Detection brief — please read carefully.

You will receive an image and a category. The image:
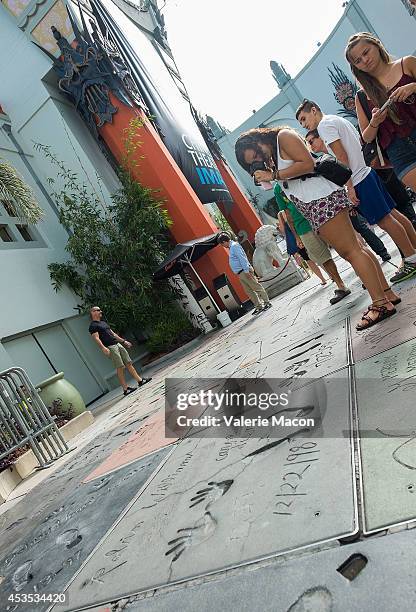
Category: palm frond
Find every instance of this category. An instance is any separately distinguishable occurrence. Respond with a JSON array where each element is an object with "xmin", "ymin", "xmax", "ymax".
[{"xmin": 0, "ymin": 160, "xmax": 44, "ymax": 224}]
